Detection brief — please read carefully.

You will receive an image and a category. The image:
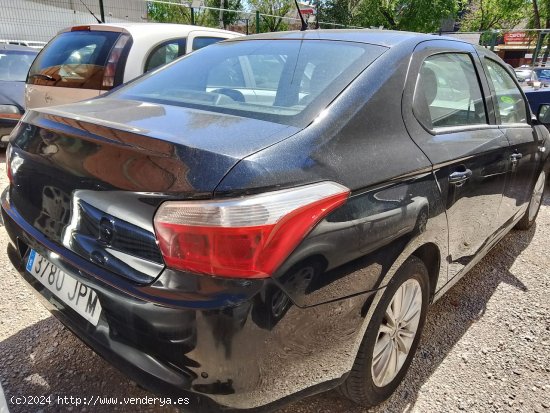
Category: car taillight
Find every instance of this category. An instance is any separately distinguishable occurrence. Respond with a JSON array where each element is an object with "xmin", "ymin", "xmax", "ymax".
[
  {"xmin": 153, "ymin": 182, "xmax": 350, "ymax": 278},
  {"xmin": 0, "ymin": 105, "xmax": 21, "ymax": 121},
  {"xmin": 71, "ymin": 25, "xmax": 91, "ymax": 31},
  {"xmin": 102, "ymin": 34, "xmax": 130, "ymax": 88}
]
